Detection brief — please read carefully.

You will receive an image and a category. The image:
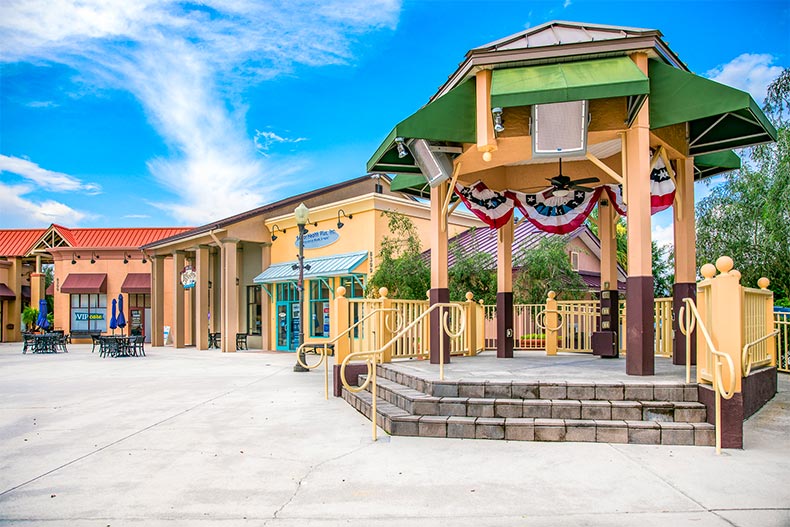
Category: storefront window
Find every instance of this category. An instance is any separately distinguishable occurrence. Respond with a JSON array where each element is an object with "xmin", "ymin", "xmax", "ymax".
[
  {"xmin": 70, "ymin": 294, "xmax": 107, "ymax": 332},
  {"xmin": 340, "ymin": 276, "xmax": 365, "ymax": 298},
  {"xmin": 247, "ymin": 285, "xmax": 261, "ymax": 335},
  {"xmin": 309, "ymin": 281, "xmax": 331, "ymax": 338}
]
